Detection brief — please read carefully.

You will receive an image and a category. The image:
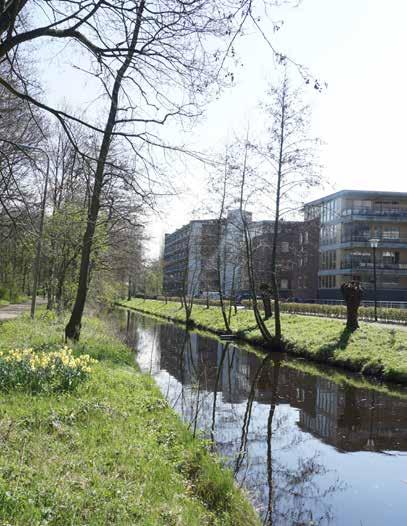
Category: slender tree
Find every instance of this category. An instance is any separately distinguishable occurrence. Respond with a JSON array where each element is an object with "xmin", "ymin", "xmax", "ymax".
[{"xmin": 258, "ymin": 73, "xmax": 321, "ymax": 341}]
